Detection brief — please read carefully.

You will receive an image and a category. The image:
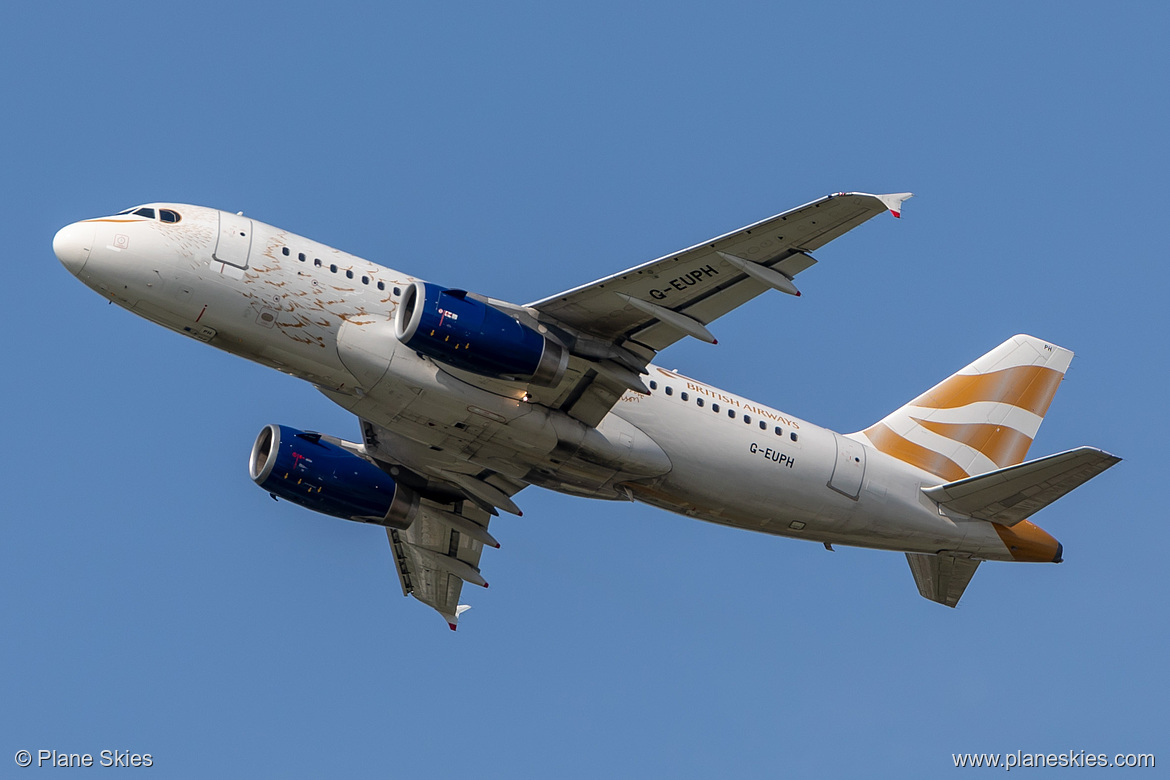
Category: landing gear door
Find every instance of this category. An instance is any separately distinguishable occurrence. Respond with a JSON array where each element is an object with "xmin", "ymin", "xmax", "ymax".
[
  {"xmin": 829, "ymin": 433, "xmax": 866, "ymax": 499},
  {"xmin": 214, "ymin": 212, "xmax": 253, "ymax": 269}
]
